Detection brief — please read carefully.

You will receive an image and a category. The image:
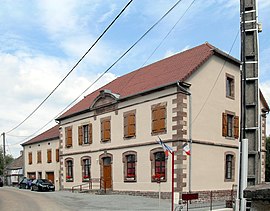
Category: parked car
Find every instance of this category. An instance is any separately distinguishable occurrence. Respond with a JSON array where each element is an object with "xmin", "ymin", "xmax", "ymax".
[
  {"xmin": 31, "ymin": 179, "xmax": 55, "ymax": 192},
  {"xmin": 0, "ymin": 177, "xmax": 3, "ymax": 187},
  {"xmin": 18, "ymin": 177, "xmax": 33, "ymax": 189}
]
